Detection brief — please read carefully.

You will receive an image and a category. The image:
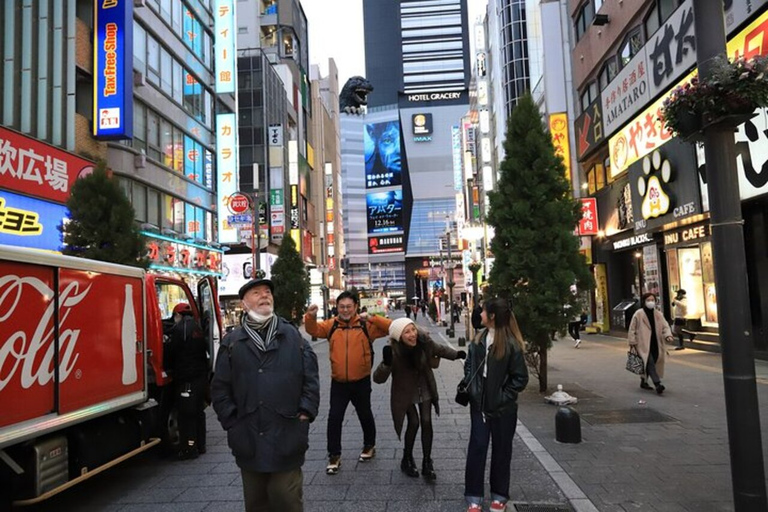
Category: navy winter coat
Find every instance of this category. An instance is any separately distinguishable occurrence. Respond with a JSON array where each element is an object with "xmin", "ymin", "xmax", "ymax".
[{"xmin": 211, "ymin": 317, "xmax": 320, "ymax": 473}]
